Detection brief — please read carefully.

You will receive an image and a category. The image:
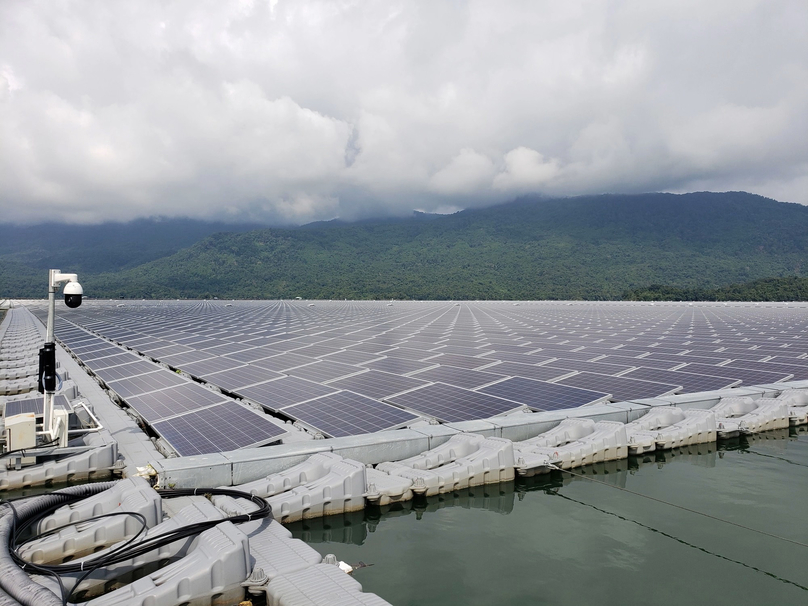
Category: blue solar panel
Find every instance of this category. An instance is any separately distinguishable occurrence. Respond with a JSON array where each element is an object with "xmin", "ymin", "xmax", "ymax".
[
  {"xmin": 621, "ymin": 367, "xmax": 739, "ymax": 392},
  {"xmin": 282, "ymin": 391, "xmax": 420, "ymax": 437},
  {"xmin": 478, "ymin": 377, "xmax": 609, "ymax": 411},
  {"xmin": 328, "ymin": 370, "xmax": 430, "ymax": 400},
  {"xmin": 125, "ymin": 383, "xmax": 229, "ymax": 422},
  {"xmin": 5, "ymin": 395, "xmax": 70, "ymax": 417},
  {"xmin": 555, "ymin": 372, "xmax": 680, "ymax": 401},
  {"xmin": 237, "ymin": 376, "xmax": 337, "ymax": 411},
  {"xmin": 203, "ymin": 365, "xmax": 283, "ymax": 391},
  {"xmin": 386, "ymin": 383, "xmax": 522, "ymax": 422},
  {"xmin": 410, "ymin": 365, "xmax": 505, "ymax": 389},
  {"xmin": 107, "ymin": 370, "xmax": 189, "ymax": 398},
  {"xmin": 95, "ymin": 360, "xmax": 161, "ymax": 382},
  {"xmin": 482, "ymin": 361, "xmax": 572, "ymax": 382},
  {"xmin": 152, "ymin": 401, "xmax": 287, "ymax": 456}
]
